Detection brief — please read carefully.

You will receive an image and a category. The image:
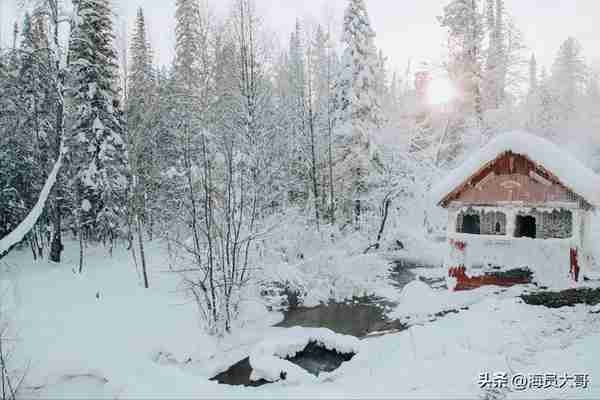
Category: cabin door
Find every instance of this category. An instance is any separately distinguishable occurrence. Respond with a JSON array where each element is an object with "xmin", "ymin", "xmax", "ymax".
[
  {"xmin": 515, "ymin": 215, "xmax": 536, "ymax": 238},
  {"xmin": 462, "ymin": 214, "xmax": 481, "ymax": 235}
]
